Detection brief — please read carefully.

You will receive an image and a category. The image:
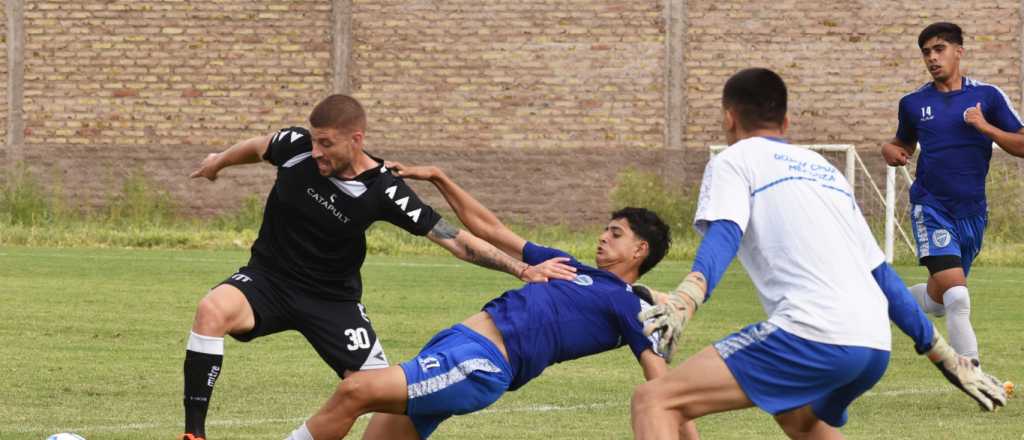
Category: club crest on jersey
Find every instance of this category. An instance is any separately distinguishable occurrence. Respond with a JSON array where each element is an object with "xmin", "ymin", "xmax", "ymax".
[
  {"xmin": 932, "ymin": 229, "xmax": 951, "ymax": 248},
  {"xmin": 572, "ymin": 274, "xmax": 594, "ymax": 286},
  {"xmin": 920, "ymin": 106, "xmax": 934, "ymax": 122}
]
